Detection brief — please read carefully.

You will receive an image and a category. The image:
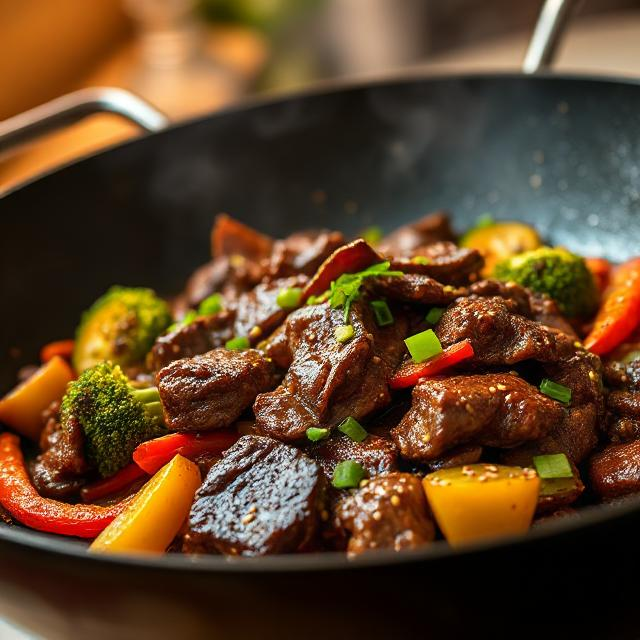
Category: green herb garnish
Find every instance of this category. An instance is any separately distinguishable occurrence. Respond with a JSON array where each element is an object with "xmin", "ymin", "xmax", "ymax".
[
  {"xmin": 276, "ymin": 287, "xmax": 303, "ymax": 310},
  {"xmin": 539, "ymin": 378, "xmax": 572, "ymax": 405},
  {"xmin": 332, "ymin": 460, "xmax": 366, "ymax": 489},
  {"xmin": 306, "ymin": 427, "xmax": 329, "ymax": 442},
  {"xmin": 337, "ymin": 416, "xmax": 368, "ymax": 442},
  {"xmin": 425, "ymin": 307, "xmax": 445, "ymax": 326},
  {"xmin": 533, "ymin": 453, "xmax": 573, "ymax": 479},
  {"xmin": 334, "ymin": 324, "xmax": 354, "ymax": 343},
  {"xmin": 225, "ymin": 336, "xmax": 250, "ymax": 351},
  {"xmin": 404, "ymin": 329, "xmax": 443, "ymax": 363},
  {"xmin": 370, "ymin": 300, "xmax": 394, "ymax": 327}
]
